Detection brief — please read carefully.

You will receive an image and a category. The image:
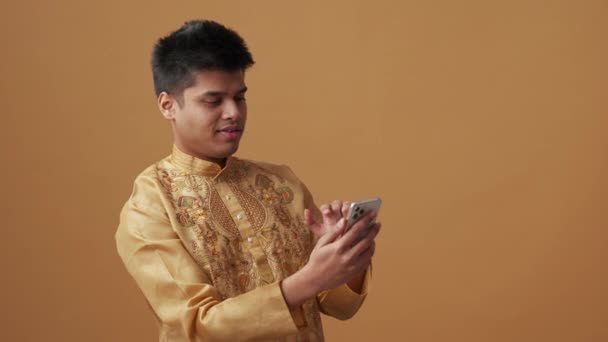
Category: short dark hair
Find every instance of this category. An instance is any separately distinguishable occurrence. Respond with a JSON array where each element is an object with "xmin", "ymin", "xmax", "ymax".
[{"xmin": 151, "ymin": 20, "xmax": 255, "ymax": 97}]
